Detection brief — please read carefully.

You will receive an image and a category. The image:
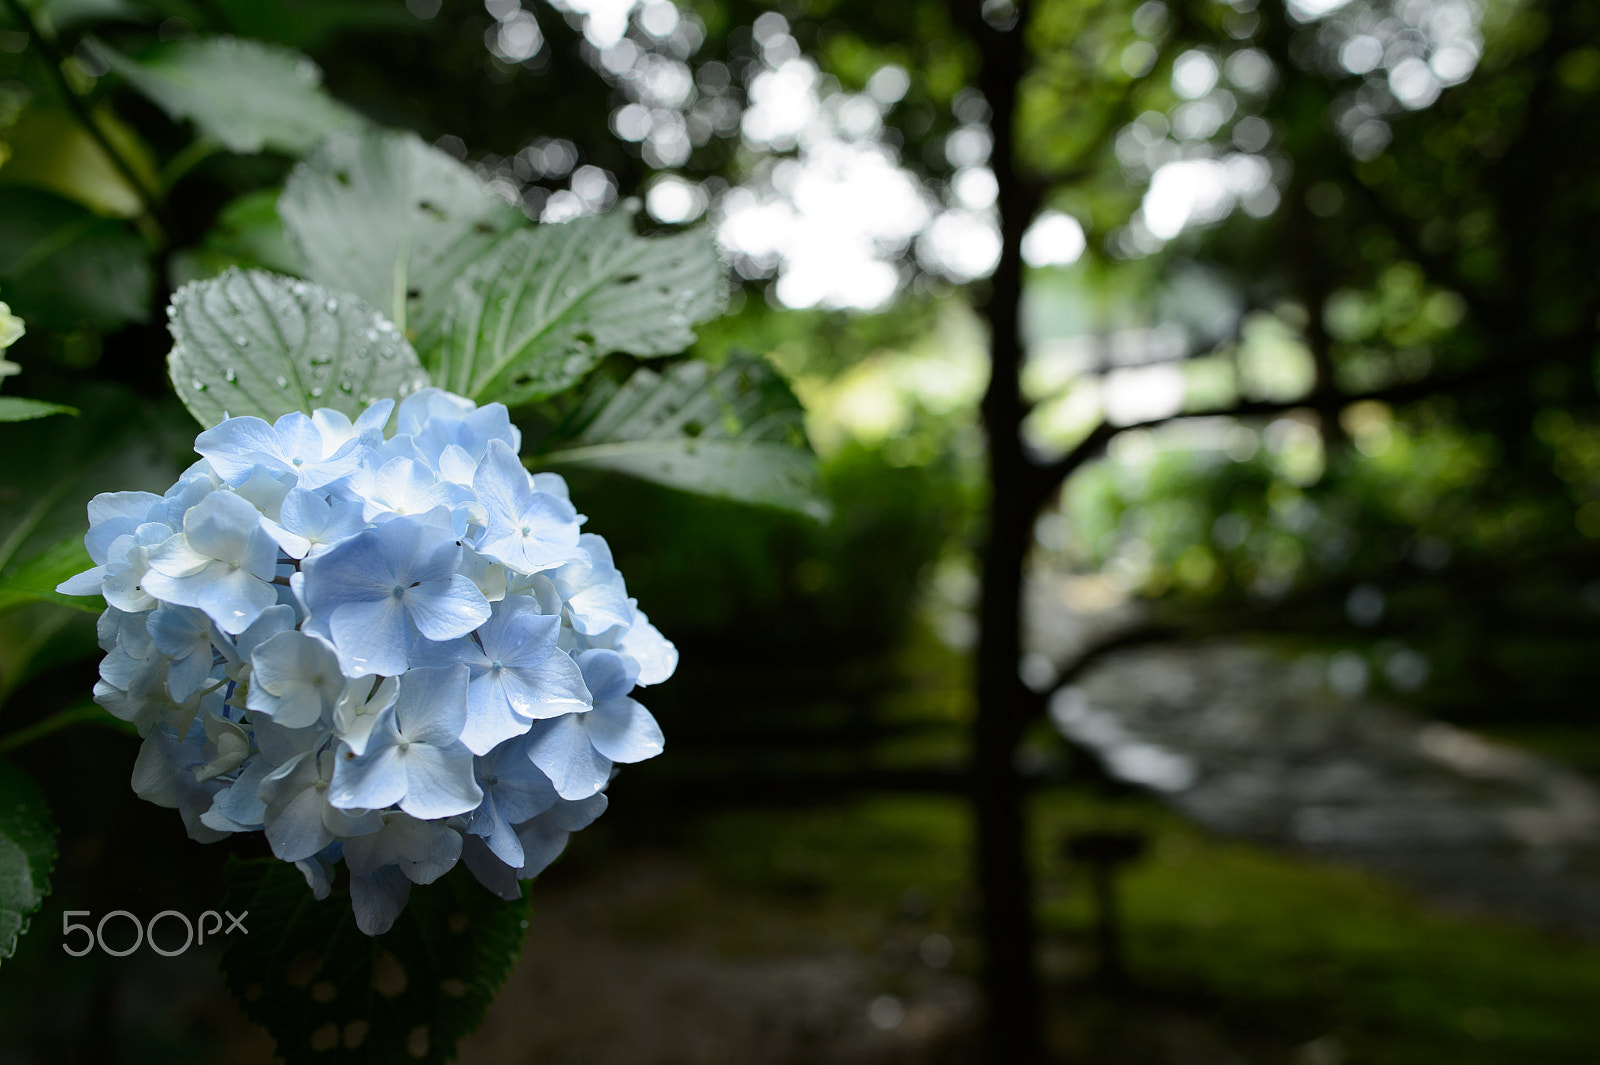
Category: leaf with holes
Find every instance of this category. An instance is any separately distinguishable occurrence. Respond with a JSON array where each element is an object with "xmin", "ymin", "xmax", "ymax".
[
  {"xmin": 91, "ymin": 36, "xmax": 364, "ymax": 156},
  {"xmin": 424, "ymin": 208, "xmax": 724, "ymax": 406},
  {"xmin": 219, "ymin": 858, "xmax": 528, "ymax": 1065},
  {"xmin": 0, "ymin": 757, "xmax": 57, "ymax": 966},
  {"xmin": 167, "ymin": 268, "xmax": 431, "ymax": 428},
  {"xmin": 279, "ymin": 128, "xmax": 525, "ymax": 336},
  {"xmin": 532, "ymin": 356, "xmax": 829, "ymax": 519}
]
